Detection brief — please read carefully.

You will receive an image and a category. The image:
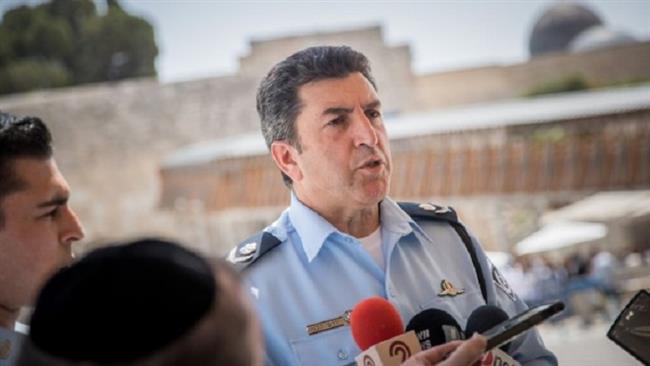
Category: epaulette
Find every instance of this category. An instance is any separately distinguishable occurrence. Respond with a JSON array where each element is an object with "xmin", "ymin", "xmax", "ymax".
[
  {"xmin": 398, "ymin": 201, "xmax": 488, "ymax": 303},
  {"xmin": 397, "ymin": 202, "xmax": 459, "ymax": 223},
  {"xmin": 226, "ymin": 231, "xmax": 281, "ymax": 272}
]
